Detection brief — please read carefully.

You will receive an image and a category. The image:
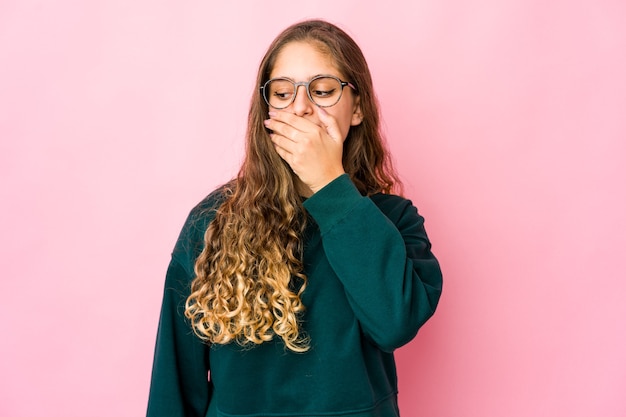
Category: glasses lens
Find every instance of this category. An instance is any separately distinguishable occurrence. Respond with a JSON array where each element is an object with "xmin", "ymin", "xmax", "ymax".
[
  {"xmin": 265, "ymin": 79, "xmax": 294, "ymax": 109},
  {"xmin": 309, "ymin": 77, "xmax": 343, "ymax": 107}
]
